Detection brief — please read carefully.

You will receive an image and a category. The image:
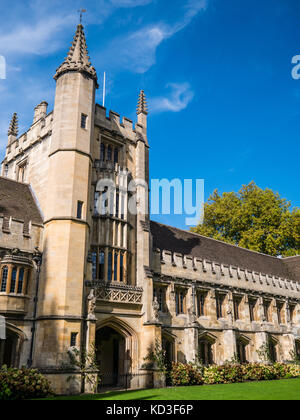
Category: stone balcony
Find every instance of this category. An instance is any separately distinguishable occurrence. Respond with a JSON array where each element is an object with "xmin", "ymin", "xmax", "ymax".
[{"xmin": 85, "ymin": 281, "xmax": 143, "ymax": 305}]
